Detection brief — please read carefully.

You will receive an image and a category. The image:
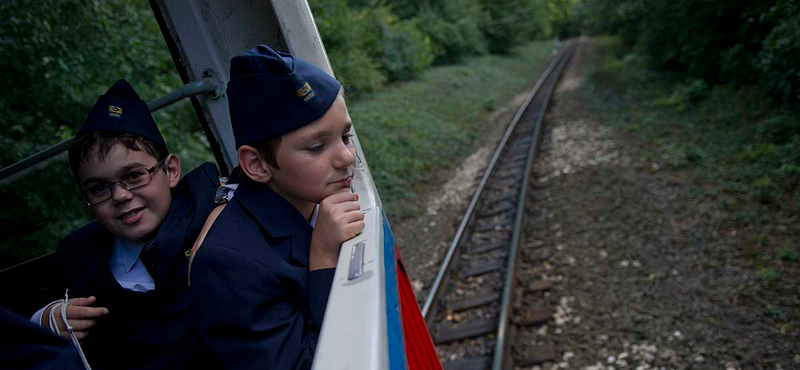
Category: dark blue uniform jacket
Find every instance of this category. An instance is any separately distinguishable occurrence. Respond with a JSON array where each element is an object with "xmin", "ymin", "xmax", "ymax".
[
  {"xmin": 1, "ymin": 306, "xmax": 84, "ymax": 370},
  {"xmin": 190, "ymin": 179, "xmax": 336, "ymax": 370},
  {"xmin": 49, "ymin": 162, "xmax": 219, "ymax": 370}
]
